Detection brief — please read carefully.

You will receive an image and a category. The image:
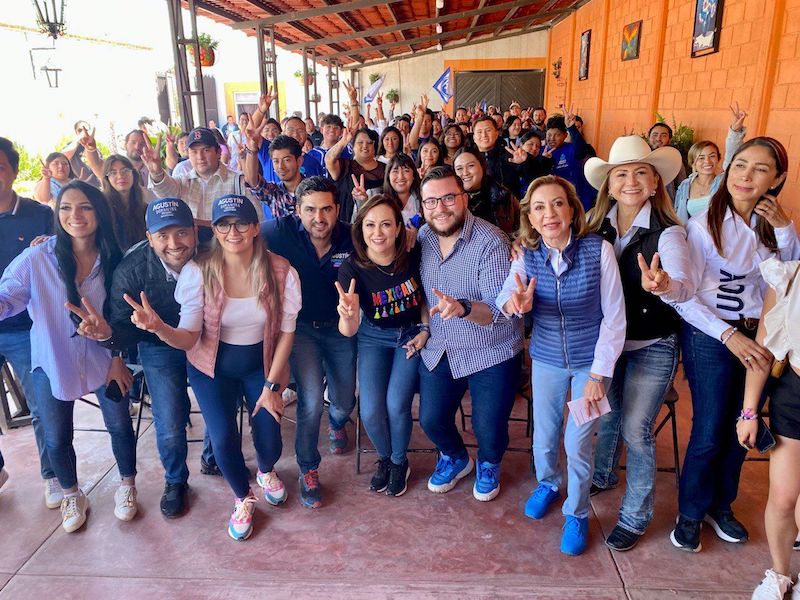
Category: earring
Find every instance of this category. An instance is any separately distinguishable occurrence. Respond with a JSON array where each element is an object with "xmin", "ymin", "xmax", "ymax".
[{"xmin": 650, "ymin": 190, "xmax": 656, "ymax": 197}]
